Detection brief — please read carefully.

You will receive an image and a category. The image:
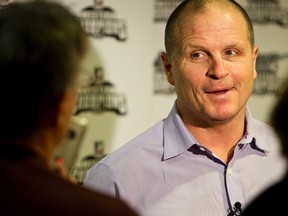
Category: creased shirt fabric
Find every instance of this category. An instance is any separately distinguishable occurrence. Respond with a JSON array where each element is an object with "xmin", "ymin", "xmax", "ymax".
[{"xmin": 83, "ymin": 102, "xmax": 286, "ymax": 216}]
